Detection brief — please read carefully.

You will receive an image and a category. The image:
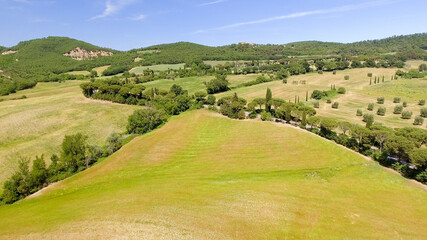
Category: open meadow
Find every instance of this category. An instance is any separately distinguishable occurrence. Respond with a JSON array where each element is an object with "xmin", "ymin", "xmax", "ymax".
[
  {"xmin": 130, "ymin": 63, "xmax": 186, "ymax": 74},
  {"xmin": 0, "ymin": 110, "xmax": 425, "ymax": 239},
  {"xmin": 0, "ymin": 81, "xmax": 140, "ymax": 186}
]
